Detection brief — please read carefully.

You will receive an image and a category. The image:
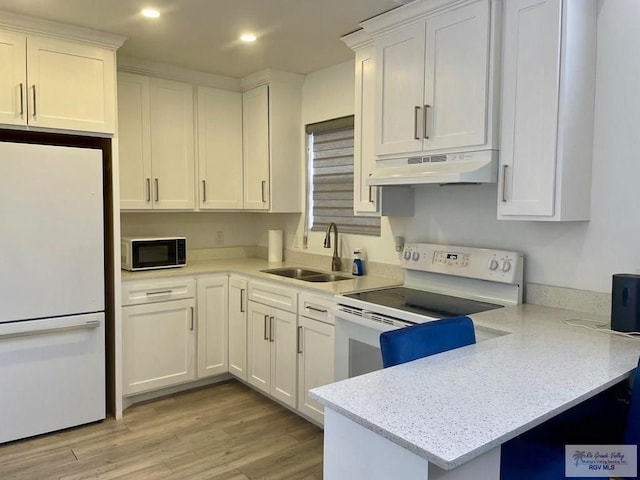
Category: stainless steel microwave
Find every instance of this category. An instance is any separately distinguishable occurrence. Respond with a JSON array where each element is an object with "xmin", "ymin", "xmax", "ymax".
[{"xmin": 121, "ymin": 237, "xmax": 187, "ymax": 271}]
